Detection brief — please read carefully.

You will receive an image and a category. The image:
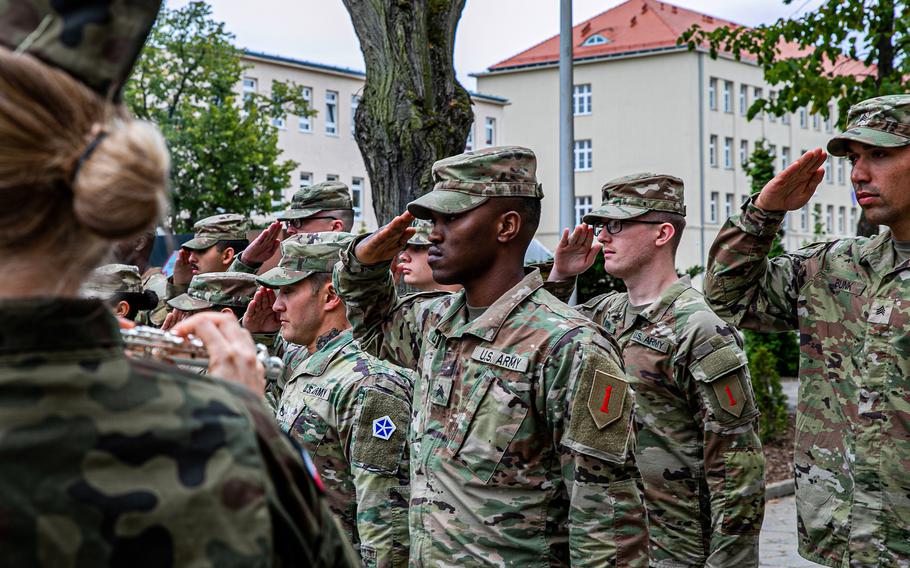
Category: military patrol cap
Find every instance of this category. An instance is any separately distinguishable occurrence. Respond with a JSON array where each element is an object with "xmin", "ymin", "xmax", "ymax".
[
  {"xmin": 0, "ymin": 1, "xmax": 162, "ymax": 99},
  {"xmin": 277, "ymin": 181, "xmax": 353, "ymax": 221},
  {"xmin": 167, "ymin": 272, "xmax": 257, "ymax": 312},
  {"xmin": 407, "ymin": 220, "xmax": 433, "ymax": 246},
  {"xmin": 257, "ymin": 232, "xmax": 355, "ymax": 288},
  {"xmin": 407, "ymin": 146, "xmax": 544, "ymax": 220},
  {"xmin": 827, "ymin": 95, "xmax": 910, "ymax": 157},
  {"xmin": 584, "ymin": 173, "xmax": 686, "ymax": 222},
  {"xmin": 182, "ymin": 213, "xmax": 250, "ymax": 251},
  {"xmin": 81, "ymin": 263, "xmax": 142, "ymax": 299}
]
